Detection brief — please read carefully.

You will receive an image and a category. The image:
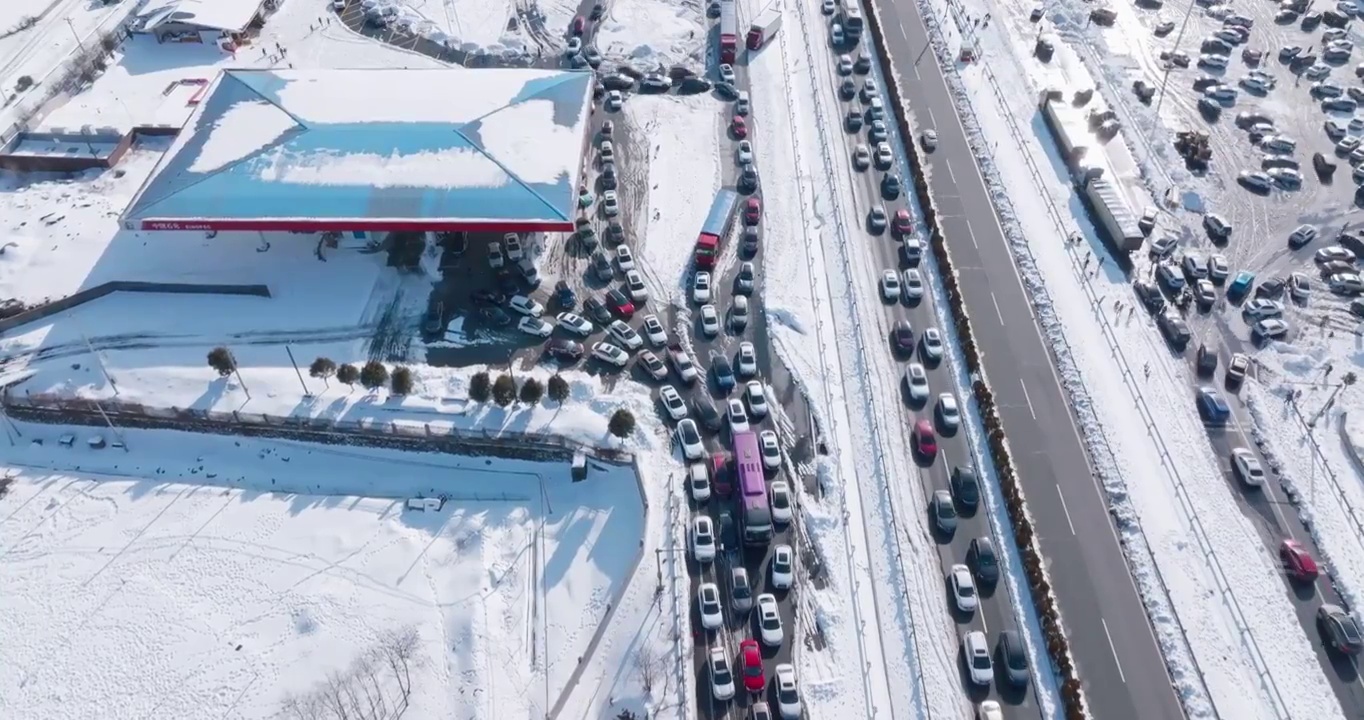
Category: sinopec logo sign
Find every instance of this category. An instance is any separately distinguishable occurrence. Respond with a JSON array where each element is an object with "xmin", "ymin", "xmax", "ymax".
[{"xmin": 143, "ymin": 221, "xmax": 215, "ymax": 231}]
